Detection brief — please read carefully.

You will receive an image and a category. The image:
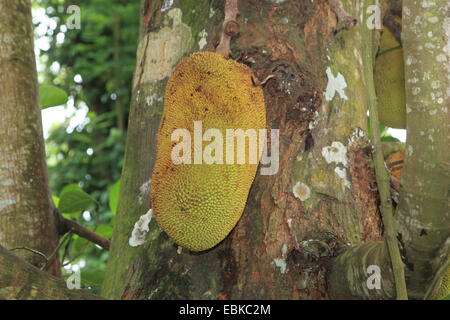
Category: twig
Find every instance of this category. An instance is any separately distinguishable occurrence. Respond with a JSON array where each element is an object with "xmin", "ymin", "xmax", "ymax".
[
  {"xmin": 63, "ymin": 241, "xmax": 92, "ymax": 267},
  {"xmin": 215, "ymin": 0, "xmax": 240, "ymax": 58},
  {"xmin": 61, "ymin": 232, "xmax": 73, "ymax": 264},
  {"xmin": 40, "ymin": 232, "xmax": 72, "ymax": 271},
  {"xmin": 362, "ymin": 1, "xmax": 408, "ymax": 300},
  {"xmin": 251, "ymin": 74, "xmax": 276, "ymax": 87},
  {"xmin": 328, "ymin": 0, "xmax": 357, "ymax": 30},
  {"xmin": 60, "ymin": 217, "xmax": 110, "ymax": 250},
  {"xmin": 9, "ymin": 247, "xmax": 48, "ymax": 263}
]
